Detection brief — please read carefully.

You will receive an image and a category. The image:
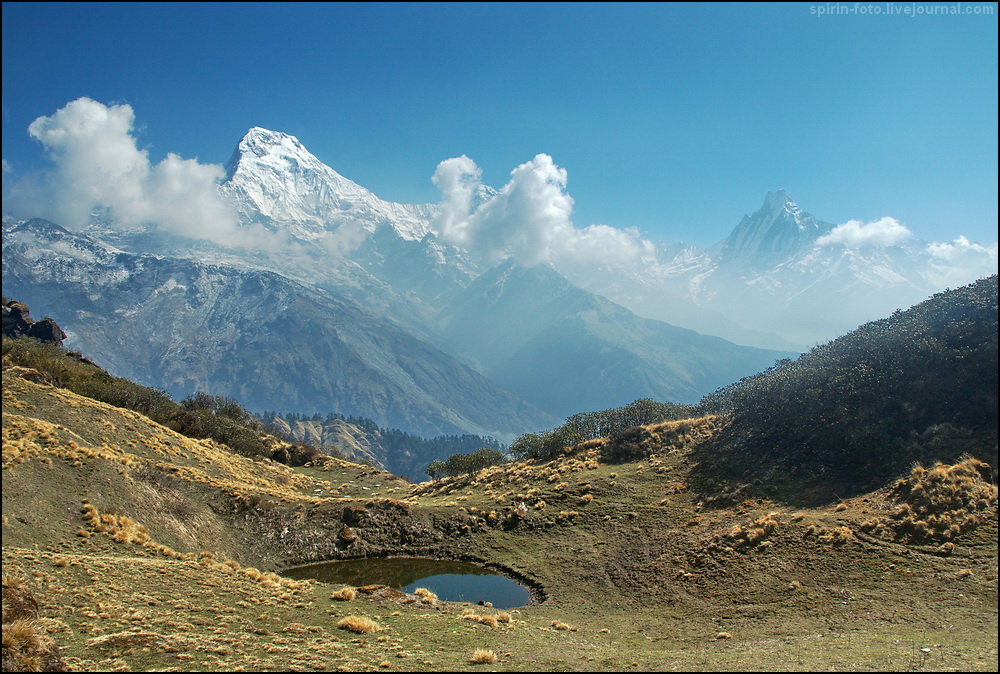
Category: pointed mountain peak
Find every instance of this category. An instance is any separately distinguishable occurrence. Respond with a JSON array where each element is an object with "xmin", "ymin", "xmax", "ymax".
[
  {"xmin": 239, "ymin": 127, "xmax": 308, "ymax": 155},
  {"xmin": 762, "ymin": 188, "xmax": 794, "ymax": 212},
  {"xmin": 219, "ymin": 126, "xmax": 435, "ymax": 241},
  {"xmin": 714, "ymin": 191, "xmax": 833, "ymax": 269},
  {"xmin": 225, "ymin": 127, "xmax": 319, "ymax": 180},
  {"xmin": 757, "ymin": 190, "xmax": 810, "ymax": 225}
]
